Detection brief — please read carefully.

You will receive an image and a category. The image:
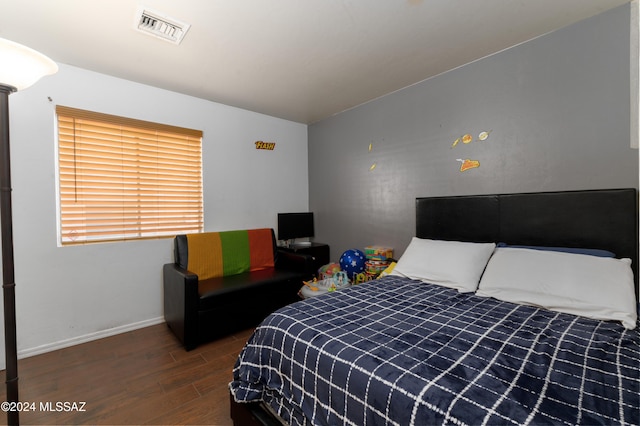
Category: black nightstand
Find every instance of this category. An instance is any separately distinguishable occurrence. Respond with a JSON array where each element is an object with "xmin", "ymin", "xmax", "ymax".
[{"xmin": 279, "ymin": 243, "xmax": 330, "ymax": 274}]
